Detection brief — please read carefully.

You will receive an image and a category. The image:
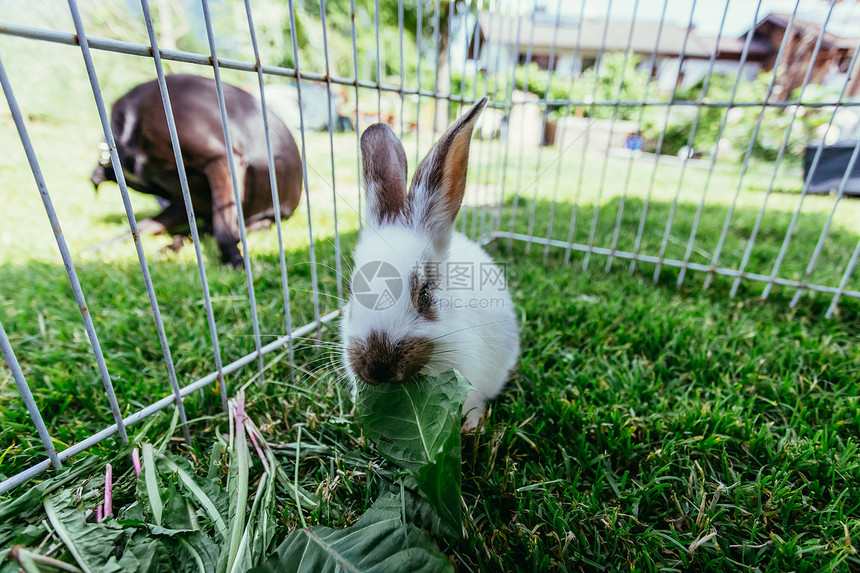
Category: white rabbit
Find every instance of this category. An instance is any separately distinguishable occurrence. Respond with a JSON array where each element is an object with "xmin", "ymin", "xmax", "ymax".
[{"xmin": 340, "ymin": 97, "xmax": 520, "ymax": 429}]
